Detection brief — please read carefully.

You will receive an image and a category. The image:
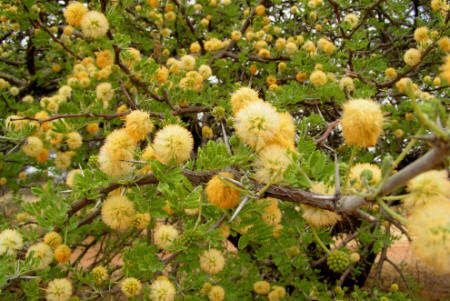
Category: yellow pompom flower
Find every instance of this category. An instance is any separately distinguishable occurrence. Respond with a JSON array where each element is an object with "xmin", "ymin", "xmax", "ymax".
[
  {"xmin": 404, "ymin": 170, "xmax": 450, "ymax": 210},
  {"xmin": 403, "ymin": 48, "xmax": 421, "ymax": 66},
  {"xmin": 54, "ymin": 244, "xmax": 71, "ymax": 264},
  {"xmin": 206, "ymin": 172, "xmax": 241, "ymax": 209},
  {"xmin": 125, "ymin": 110, "xmax": 154, "ymax": 142},
  {"xmin": 54, "ymin": 152, "xmax": 72, "ymax": 170},
  {"xmin": 149, "ymin": 278, "xmax": 176, "ymax": 301},
  {"xmin": 199, "ymin": 249, "xmax": 225, "ymax": 275},
  {"xmin": 257, "ymin": 198, "xmax": 282, "ymax": 226},
  {"xmin": 440, "ymin": 55, "xmax": 450, "ymax": 82},
  {"xmin": 254, "ymin": 280, "xmax": 271, "ymax": 295},
  {"xmin": 349, "ymin": 163, "xmax": 382, "ymax": 190},
  {"xmin": 343, "ymin": 13, "xmax": 359, "ymax": 28},
  {"xmin": 208, "ymin": 285, "xmax": 225, "ymax": 301},
  {"xmin": 437, "ymin": 36, "xmax": 450, "ymax": 52},
  {"xmin": 395, "ymin": 77, "xmax": 413, "ymax": 93},
  {"xmin": 66, "ymin": 131, "xmax": 82, "ymax": 150},
  {"xmin": 86, "ymin": 122, "xmax": 99, "ymax": 134},
  {"xmin": 255, "ymin": 4, "xmax": 265, "ymax": 15},
  {"xmin": 98, "ymin": 149, "xmax": 134, "ymax": 178},
  {"xmin": 153, "ymin": 124, "xmax": 194, "ymax": 165},
  {"xmin": 231, "ymin": 30, "xmax": 242, "ymax": 41},
  {"xmin": 133, "ymin": 213, "xmax": 151, "ymax": 230},
  {"xmin": 80, "ymin": 11, "xmax": 109, "ymax": 39},
  {"xmin": 64, "ymin": 2, "xmax": 87, "ymax": 26},
  {"xmin": 317, "ymin": 37, "xmax": 335, "ymax": 54},
  {"xmin": 408, "ymin": 200, "xmax": 450, "ymax": 274},
  {"xmin": 96, "ymin": 50, "xmax": 114, "ymax": 68},
  {"xmin": 414, "ymin": 27, "xmax": 429, "ymax": 42},
  {"xmin": 339, "ymin": 76, "xmax": 354, "ymax": 92},
  {"xmin": 264, "ymin": 112, "xmax": 295, "ymax": 150},
  {"xmin": 102, "ymin": 129, "xmax": 136, "ymax": 162},
  {"xmin": 22, "ymin": 136, "xmax": 43, "ymax": 157},
  {"xmin": 66, "ymin": 169, "xmax": 81, "ymax": 187},
  {"xmin": 121, "ymin": 277, "xmax": 142, "ymax": 297},
  {"xmin": 234, "ymin": 101, "xmax": 280, "ymax": 150},
  {"xmin": 154, "ymin": 224, "xmax": 179, "ymax": 250},
  {"xmin": 340, "ymin": 98, "xmax": 383, "ymax": 148},
  {"xmin": 92, "ymin": 265, "xmax": 108, "ymax": 284},
  {"xmin": 190, "ymin": 42, "xmax": 201, "ymax": 53},
  {"xmin": 0, "ymin": 229, "xmax": 23, "ymax": 256},
  {"xmin": 230, "ymin": 87, "xmax": 262, "ymax": 115},
  {"xmin": 96, "ymin": 82, "xmax": 114, "ymax": 102},
  {"xmin": 27, "ymin": 242, "xmax": 53, "ymax": 269},
  {"xmin": 198, "ymin": 64, "xmax": 212, "ymax": 80},
  {"xmin": 301, "ymin": 182, "xmax": 341, "ymax": 227},
  {"xmin": 254, "ymin": 144, "xmax": 292, "ymax": 184},
  {"xmin": 45, "ymin": 278, "xmax": 72, "ymax": 301},
  {"xmin": 385, "ymin": 67, "xmax": 397, "ymax": 79},
  {"xmin": 44, "ymin": 231, "xmax": 62, "ymax": 250},
  {"xmin": 180, "ymin": 55, "xmax": 196, "ymax": 71},
  {"xmin": 309, "ymin": 70, "xmax": 327, "ymax": 87},
  {"xmin": 156, "ymin": 66, "xmax": 169, "ymax": 83},
  {"xmin": 268, "ymin": 286, "xmax": 286, "ymax": 301},
  {"xmin": 101, "ymin": 195, "xmax": 135, "ymax": 231}
]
